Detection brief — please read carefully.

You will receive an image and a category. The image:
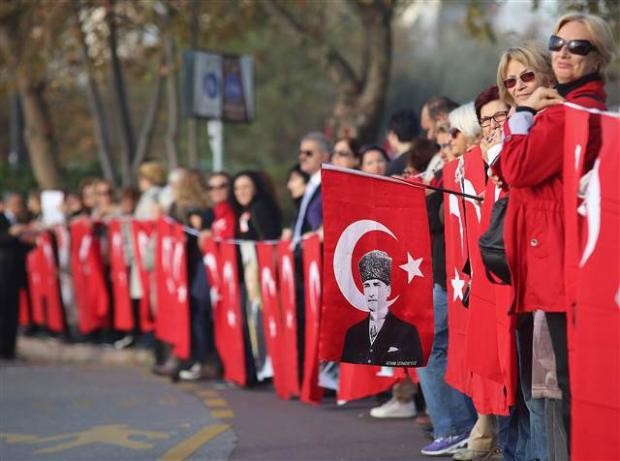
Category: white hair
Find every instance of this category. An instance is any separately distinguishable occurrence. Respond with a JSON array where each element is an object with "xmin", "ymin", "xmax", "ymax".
[{"xmin": 448, "ymin": 102, "xmax": 481, "ymax": 141}]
